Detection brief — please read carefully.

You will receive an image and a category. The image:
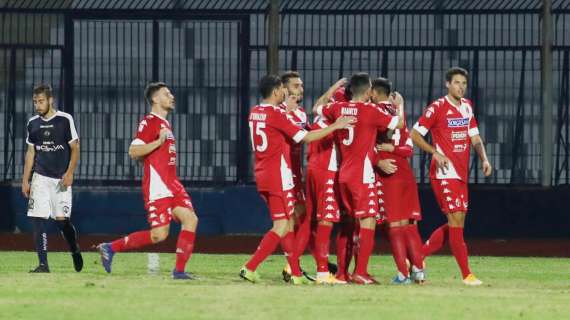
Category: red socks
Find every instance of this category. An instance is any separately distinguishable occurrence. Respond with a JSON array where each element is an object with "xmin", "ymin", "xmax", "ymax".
[
  {"xmin": 406, "ymin": 224, "xmax": 424, "ymax": 269},
  {"xmin": 388, "ymin": 226, "xmax": 409, "ymax": 277},
  {"xmin": 354, "ymin": 227, "xmax": 375, "ymax": 276},
  {"xmin": 293, "ymin": 213, "xmax": 312, "ymax": 259},
  {"xmin": 314, "ymin": 224, "xmax": 333, "ymax": 272},
  {"xmin": 449, "ymin": 226, "xmax": 471, "ymax": 278},
  {"xmin": 423, "ymin": 224, "xmax": 449, "ymax": 257},
  {"xmin": 175, "ymin": 230, "xmax": 196, "ymax": 272},
  {"xmin": 110, "ymin": 230, "xmax": 153, "ymax": 252},
  {"xmin": 281, "ymin": 232, "xmax": 302, "ymax": 276},
  {"xmin": 336, "ymin": 219, "xmax": 355, "ymax": 276},
  {"xmin": 245, "ymin": 231, "xmax": 281, "ymax": 271}
]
